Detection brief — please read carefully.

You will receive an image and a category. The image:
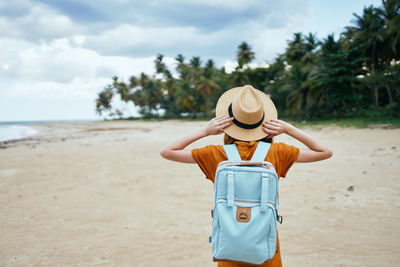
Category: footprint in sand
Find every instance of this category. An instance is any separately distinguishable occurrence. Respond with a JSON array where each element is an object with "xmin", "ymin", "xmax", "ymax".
[{"xmin": 347, "ymin": 185, "xmax": 355, "ymax": 191}]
